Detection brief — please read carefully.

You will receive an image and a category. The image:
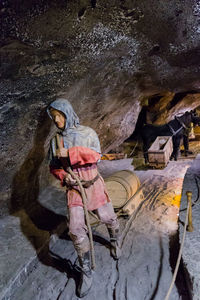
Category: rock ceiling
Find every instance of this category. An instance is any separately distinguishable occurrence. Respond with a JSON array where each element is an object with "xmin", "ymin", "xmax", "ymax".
[{"xmin": 0, "ymin": 0, "xmax": 200, "ymax": 215}]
